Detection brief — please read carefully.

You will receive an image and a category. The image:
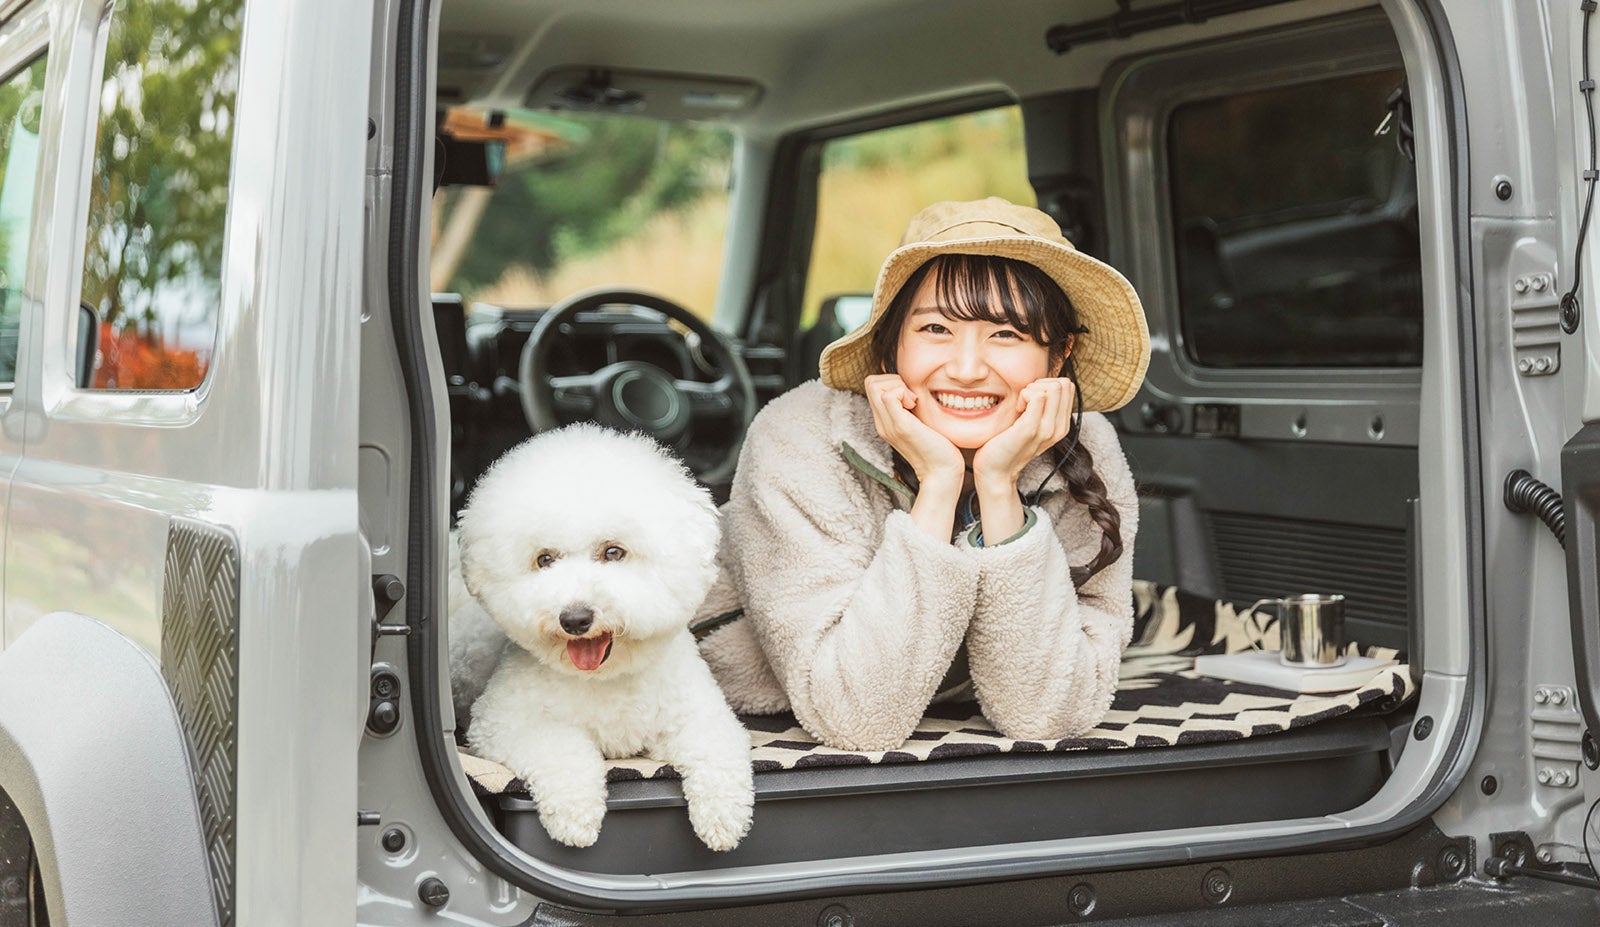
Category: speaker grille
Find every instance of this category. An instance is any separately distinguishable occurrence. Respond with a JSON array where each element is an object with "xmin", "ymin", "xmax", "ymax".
[
  {"xmin": 162, "ymin": 518, "xmax": 239, "ymax": 927},
  {"xmin": 1208, "ymin": 511, "xmax": 1409, "ymax": 646}
]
